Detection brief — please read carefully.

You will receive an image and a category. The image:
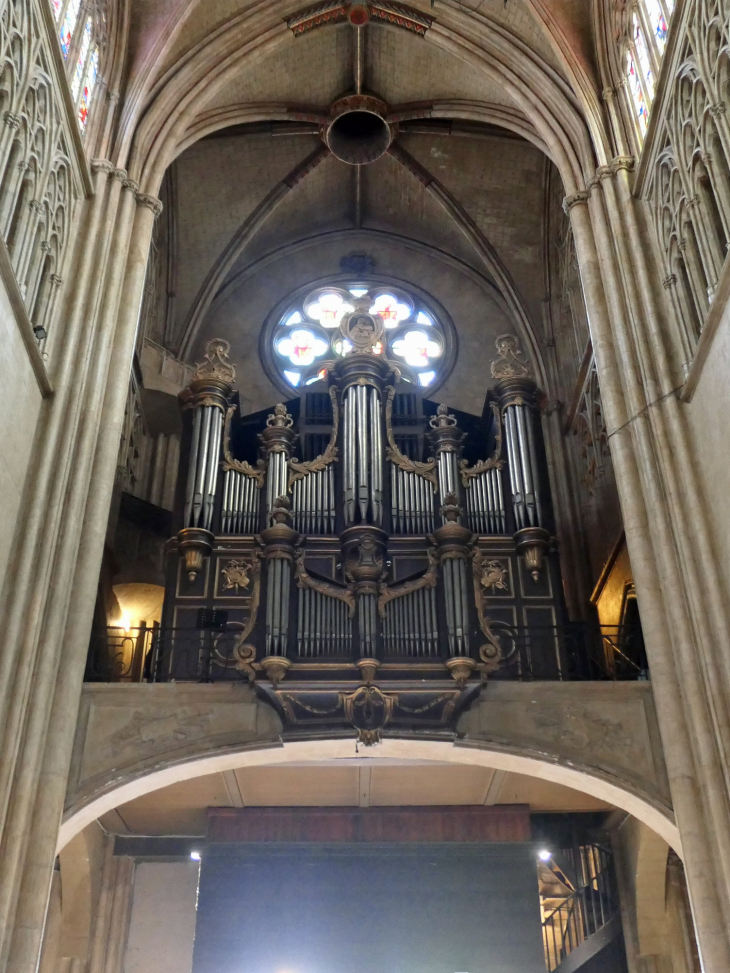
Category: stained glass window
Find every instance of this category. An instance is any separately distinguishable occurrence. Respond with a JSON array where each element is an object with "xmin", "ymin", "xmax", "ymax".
[
  {"xmin": 59, "ymin": 0, "xmax": 80, "ymax": 58},
  {"xmin": 78, "ymin": 47, "xmax": 99, "ymax": 131},
  {"xmin": 51, "ymin": 0, "xmax": 105, "ymax": 134},
  {"xmin": 624, "ymin": 1, "xmax": 675, "ymax": 142},
  {"xmin": 271, "ymin": 281, "xmax": 450, "ymax": 391},
  {"xmin": 72, "ymin": 19, "xmax": 91, "ymax": 100}
]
